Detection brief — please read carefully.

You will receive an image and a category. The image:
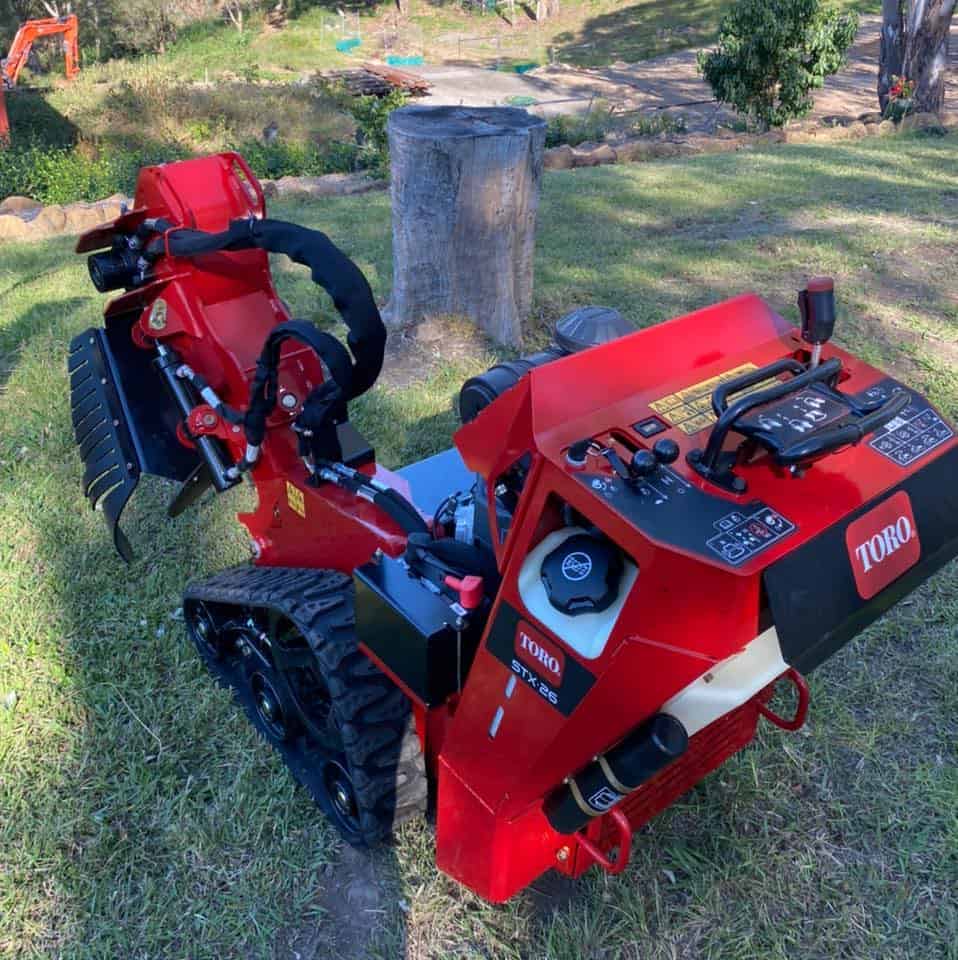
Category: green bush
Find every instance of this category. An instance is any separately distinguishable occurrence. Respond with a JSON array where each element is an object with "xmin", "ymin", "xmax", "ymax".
[
  {"xmin": 698, "ymin": 0, "xmax": 858, "ymax": 129},
  {"xmin": 0, "ymin": 142, "xmax": 188, "ymax": 205},
  {"xmin": 544, "ymin": 108, "xmax": 686, "ymax": 148},
  {"xmin": 347, "ymin": 90, "xmax": 408, "ymax": 173},
  {"xmin": 237, "ymin": 138, "xmax": 360, "ymax": 180}
]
